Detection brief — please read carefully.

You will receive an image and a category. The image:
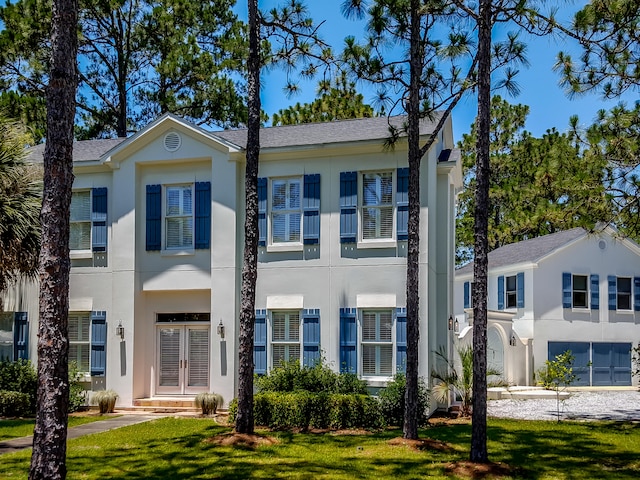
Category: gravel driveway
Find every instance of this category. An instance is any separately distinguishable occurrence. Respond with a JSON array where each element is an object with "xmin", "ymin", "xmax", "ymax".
[{"xmin": 487, "ymin": 390, "xmax": 640, "ymax": 421}]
